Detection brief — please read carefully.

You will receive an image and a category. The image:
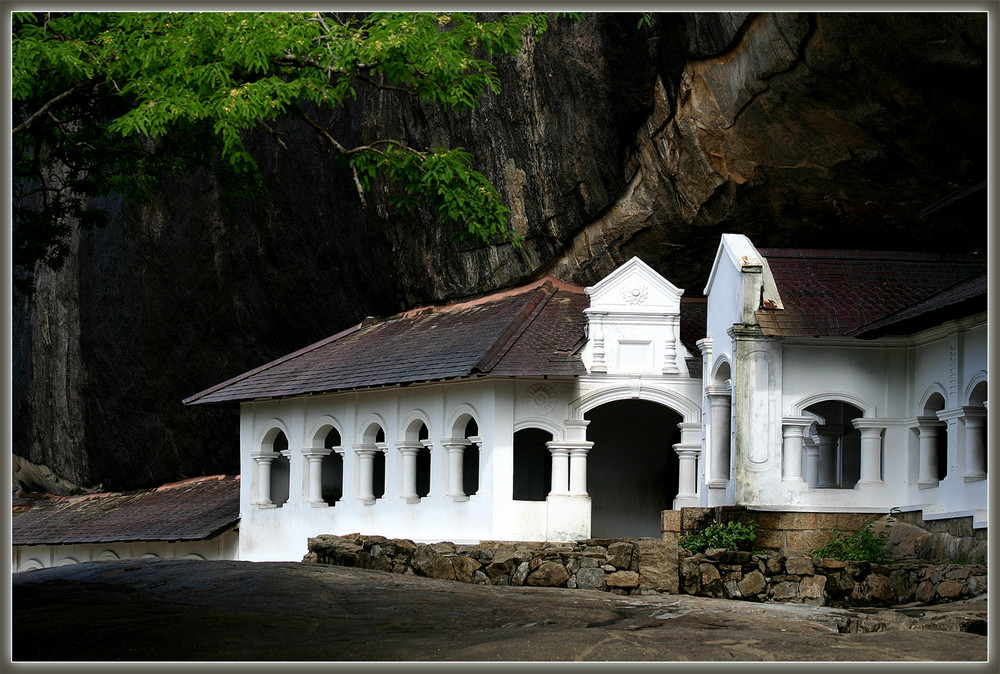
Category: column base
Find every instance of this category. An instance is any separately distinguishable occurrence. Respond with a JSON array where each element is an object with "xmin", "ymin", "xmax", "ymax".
[
  {"xmin": 917, "ymin": 480, "xmax": 939, "ymax": 490},
  {"xmin": 964, "ymin": 473, "xmax": 987, "ymax": 482},
  {"xmin": 707, "ymin": 480, "xmax": 729, "ymax": 489},
  {"xmin": 451, "ymin": 495, "xmax": 470, "ymax": 503},
  {"xmin": 308, "ymin": 501, "xmax": 329, "ymax": 508}
]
